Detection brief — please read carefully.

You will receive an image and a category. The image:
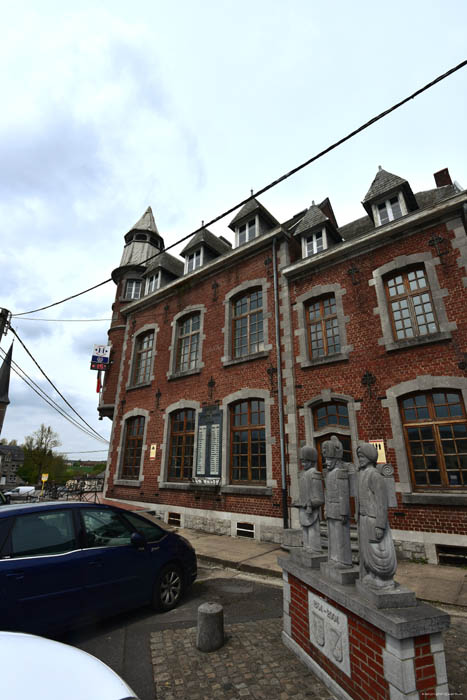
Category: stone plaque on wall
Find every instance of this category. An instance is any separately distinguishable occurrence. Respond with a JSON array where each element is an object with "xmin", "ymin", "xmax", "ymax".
[
  {"xmin": 196, "ymin": 405, "xmax": 223, "ymax": 477},
  {"xmin": 308, "ymin": 590, "xmax": 350, "ymax": 677}
]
